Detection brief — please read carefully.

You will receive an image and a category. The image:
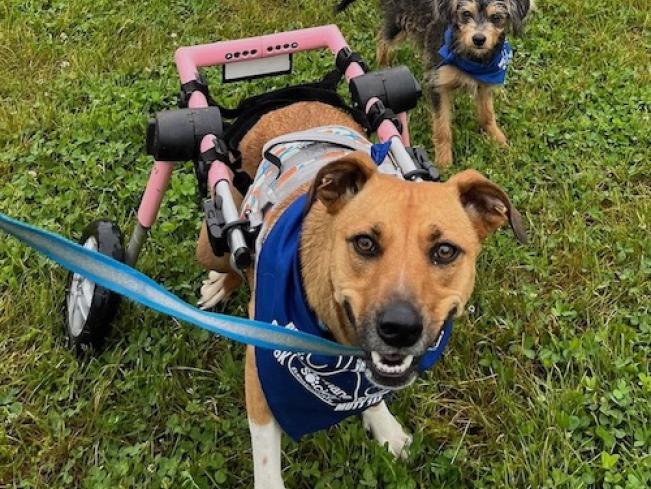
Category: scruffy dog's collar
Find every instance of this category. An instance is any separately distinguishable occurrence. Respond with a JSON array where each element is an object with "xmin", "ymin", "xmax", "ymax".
[{"xmin": 438, "ymin": 26, "xmax": 513, "ymax": 85}]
